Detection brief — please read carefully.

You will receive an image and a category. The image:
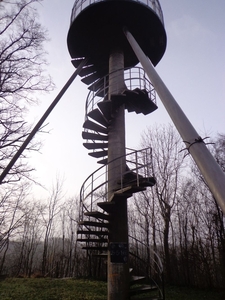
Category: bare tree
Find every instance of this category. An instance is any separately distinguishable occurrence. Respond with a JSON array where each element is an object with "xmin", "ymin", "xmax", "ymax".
[
  {"xmin": 0, "ymin": 0, "xmax": 53, "ymax": 275},
  {"xmin": 0, "ymin": 182, "xmax": 30, "ymax": 274},
  {"xmin": 139, "ymin": 124, "xmax": 186, "ymax": 281},
  {"xmin": 41, "ymin": 179, "xmax": 63, "ymax": 276},
  {"xmin": 14, "ymin": 200, "xmax": 45, "ymax": 277},
  {"xmin": 0, "ymin": 0, "xmax": 53, "ymax": 183}
]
